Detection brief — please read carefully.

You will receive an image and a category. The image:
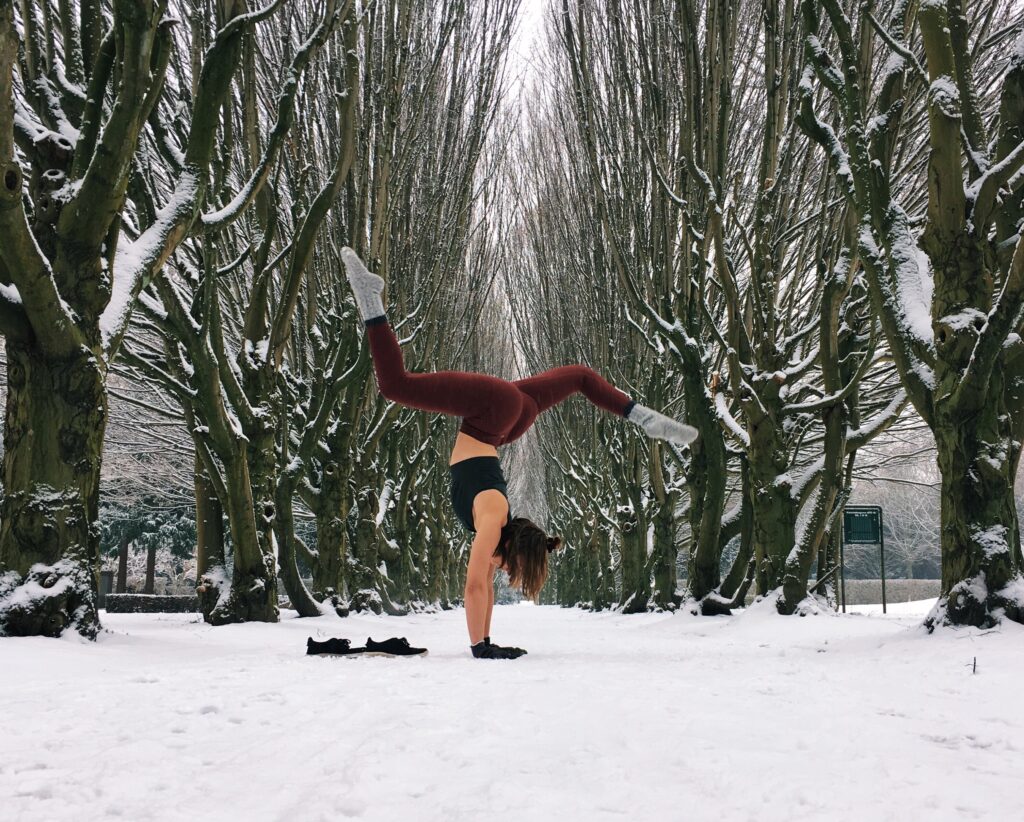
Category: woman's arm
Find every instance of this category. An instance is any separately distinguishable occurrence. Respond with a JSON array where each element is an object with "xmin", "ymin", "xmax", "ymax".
[
  {"xmin": 484, "ymin": 563, "xmax": 495, "ymax": 638},
  {"xmin": 464, "ymin": 491, "xmax": 507, "ymax": 645}
]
